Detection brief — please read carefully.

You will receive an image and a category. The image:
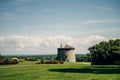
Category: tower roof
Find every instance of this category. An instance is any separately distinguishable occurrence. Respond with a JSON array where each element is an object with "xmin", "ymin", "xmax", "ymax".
[
  {"xmin": 58, "ymin": 44, "xmax": 75, "ymax": 50},
  {"xmin": 64, "ymin": 45, "xmax": 74, "ymax": 48}
]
